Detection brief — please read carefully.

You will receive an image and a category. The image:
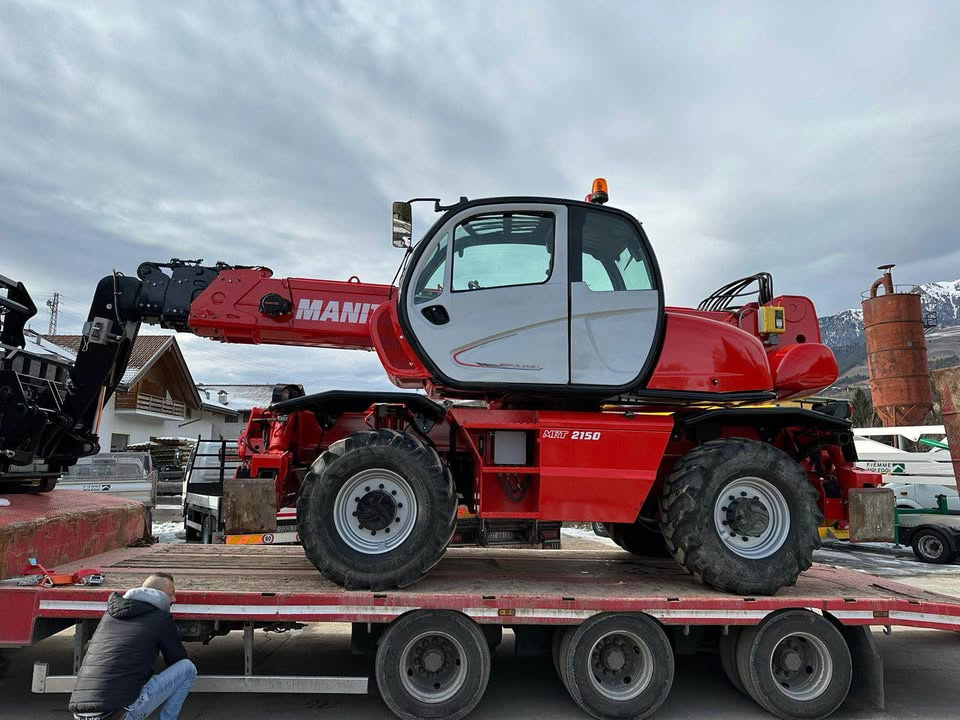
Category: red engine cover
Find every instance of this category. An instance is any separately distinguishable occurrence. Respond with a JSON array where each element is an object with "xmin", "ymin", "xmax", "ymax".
[{"xmin": 647, "ymin": 312, "xmax": 774, "ymax": 393}]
